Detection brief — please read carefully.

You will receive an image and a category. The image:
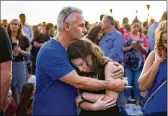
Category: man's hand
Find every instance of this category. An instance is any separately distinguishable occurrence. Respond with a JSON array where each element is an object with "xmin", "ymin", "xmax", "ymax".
[
  {"xmin": 112, "ymin": 62, "xmax": 124, "ymax": 79},
  {"xmin": 107, "ymin": 79, "xmax": 126, "ymax": 92}
]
